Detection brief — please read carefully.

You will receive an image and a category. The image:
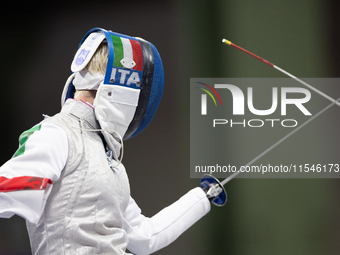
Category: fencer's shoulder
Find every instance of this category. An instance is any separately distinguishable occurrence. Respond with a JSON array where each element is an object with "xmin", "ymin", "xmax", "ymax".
[
  {"xmin": 41, "ymin": 106, "xmax": 81, "ymax": 132},
  {"xmin": 39, "ymin": 114, "xmax": 70, "ymax": 135}
]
